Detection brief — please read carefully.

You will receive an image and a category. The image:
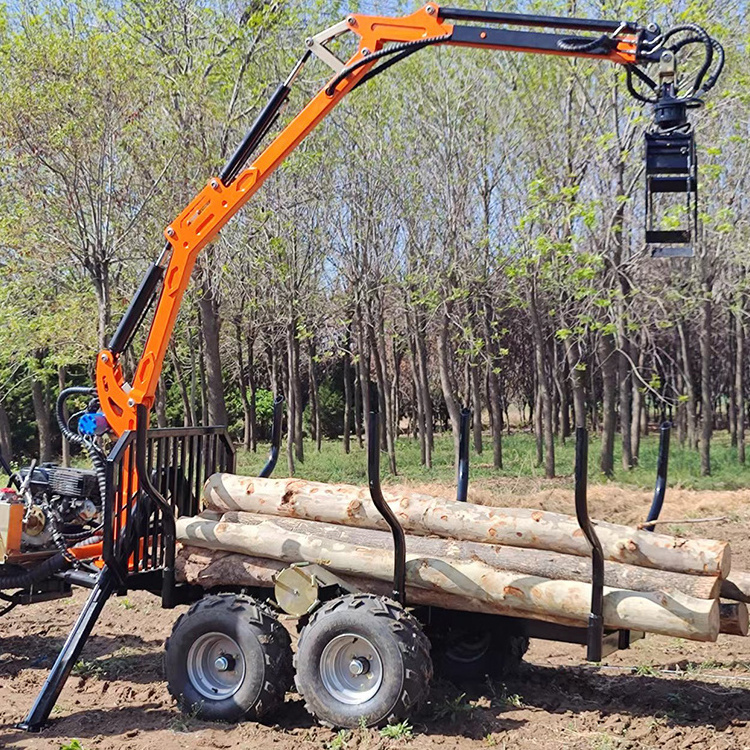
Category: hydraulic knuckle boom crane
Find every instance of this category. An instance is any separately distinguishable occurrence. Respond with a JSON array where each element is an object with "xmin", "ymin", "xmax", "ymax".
[{"xmin": 0, "ymin": 4, "xmax": 724, "ymax": 732}]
